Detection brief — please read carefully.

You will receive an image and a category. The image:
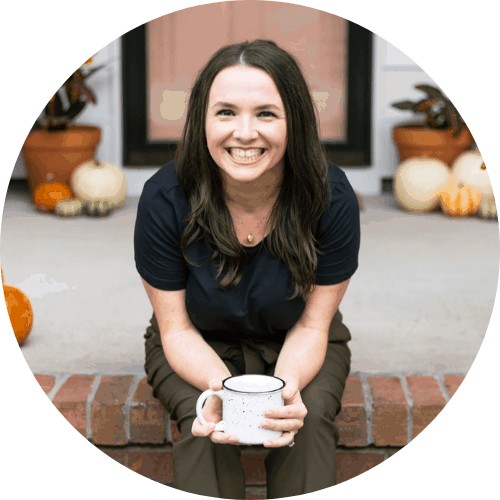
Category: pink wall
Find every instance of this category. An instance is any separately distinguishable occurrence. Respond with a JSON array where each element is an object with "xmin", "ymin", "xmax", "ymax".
[{"xmin": 147, "ymin": 1, "xmax": 347, "ymax": 141}]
